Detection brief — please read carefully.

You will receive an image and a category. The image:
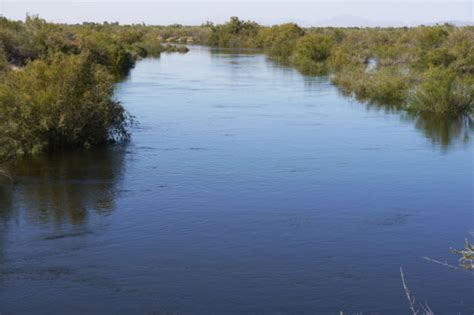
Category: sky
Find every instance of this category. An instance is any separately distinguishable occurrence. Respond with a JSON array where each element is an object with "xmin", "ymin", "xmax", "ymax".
[{"xmin": 0, "ymin": 1, "xmax": 472, "ymax": 26}]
